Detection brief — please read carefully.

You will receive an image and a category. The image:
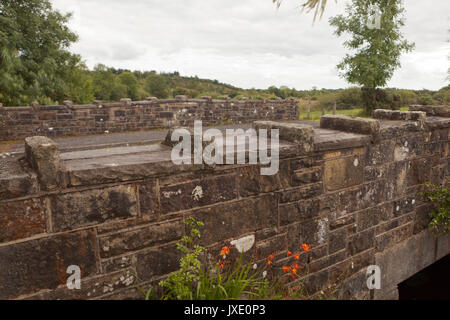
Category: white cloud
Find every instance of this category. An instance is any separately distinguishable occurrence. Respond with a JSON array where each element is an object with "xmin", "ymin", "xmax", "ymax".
[{"xmin": 51, "ymin": 0, "xmax": 450, "ymax": 90}]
